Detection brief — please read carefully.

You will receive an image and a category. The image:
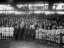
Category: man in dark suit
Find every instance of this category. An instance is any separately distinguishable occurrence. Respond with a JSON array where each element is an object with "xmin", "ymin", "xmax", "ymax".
[
  {"xmin": 19, "ymin": 24, "xmax": 25, "ymax": 40},
  {"xmin": 23, "ymin": 25, "xmax": 28, "ymax": 40},
  {"xmin": 14, "ymin": 25, "xmax": 18, "ymax": 40}
]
